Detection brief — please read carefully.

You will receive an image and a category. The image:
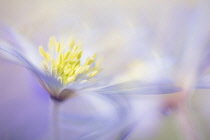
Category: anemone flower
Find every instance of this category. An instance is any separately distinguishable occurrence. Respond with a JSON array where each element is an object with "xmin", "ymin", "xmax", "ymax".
[{"xmin": 0, "ymin": 24, "xmax": 181, "ymax": 140}]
